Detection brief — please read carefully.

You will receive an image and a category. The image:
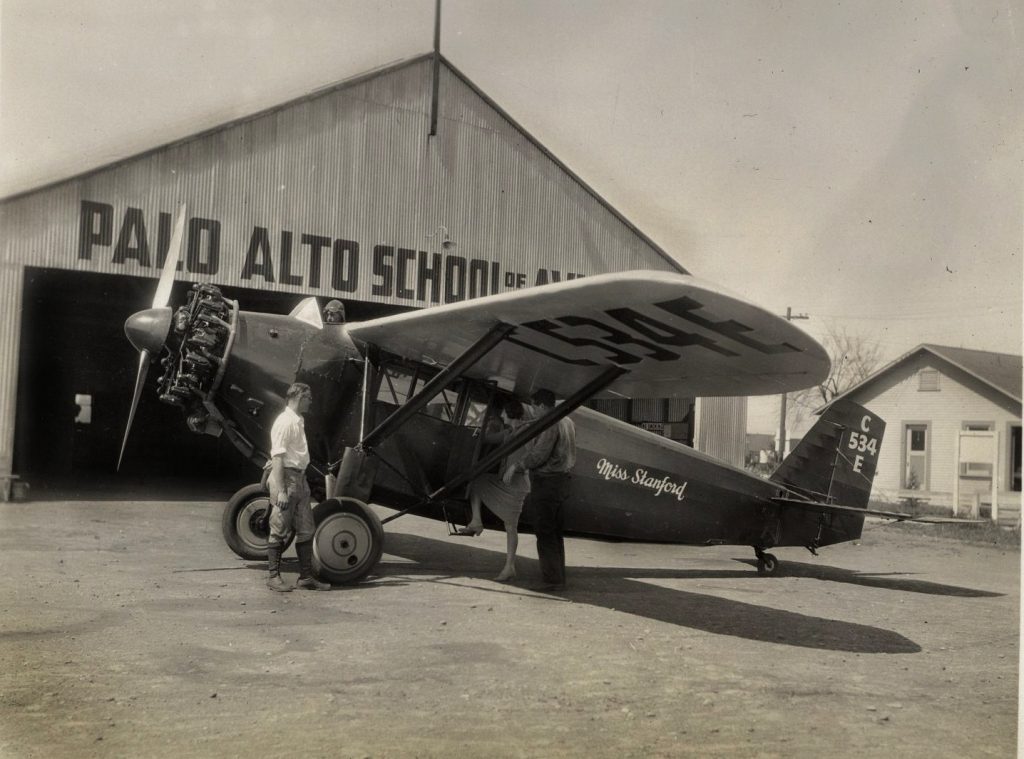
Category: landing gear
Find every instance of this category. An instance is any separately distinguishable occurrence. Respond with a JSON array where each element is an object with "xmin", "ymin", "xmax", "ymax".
[
  {"xmin": 754, "ymin": 548, "xmax": 779, "ymax": 577},
  {"xmin": 221, "ymin": 483, "xmax": 293, "ymax": 560},
  {"xmin": 311, "ymin": 497, "xmax": 384, "ymax": 585}
]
